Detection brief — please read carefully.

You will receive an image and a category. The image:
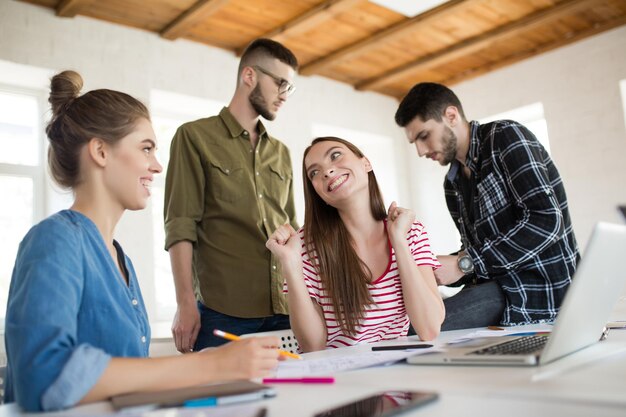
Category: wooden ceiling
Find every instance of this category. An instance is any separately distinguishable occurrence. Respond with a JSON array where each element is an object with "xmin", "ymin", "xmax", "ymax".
[{"xmin": 20, "ymin": 0, "xmax": 626, "ymax": 99}]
